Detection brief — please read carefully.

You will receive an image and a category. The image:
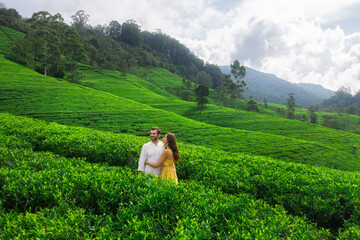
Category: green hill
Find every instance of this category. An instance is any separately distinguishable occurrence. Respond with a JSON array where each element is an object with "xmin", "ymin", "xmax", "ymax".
[
  {"xmin": 1, "ymin": 57, "xmax": 359, "ymax": 171},
  {"xmin": 79, "ymin": 66, "xmax": 360, "ymax": 161}
]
